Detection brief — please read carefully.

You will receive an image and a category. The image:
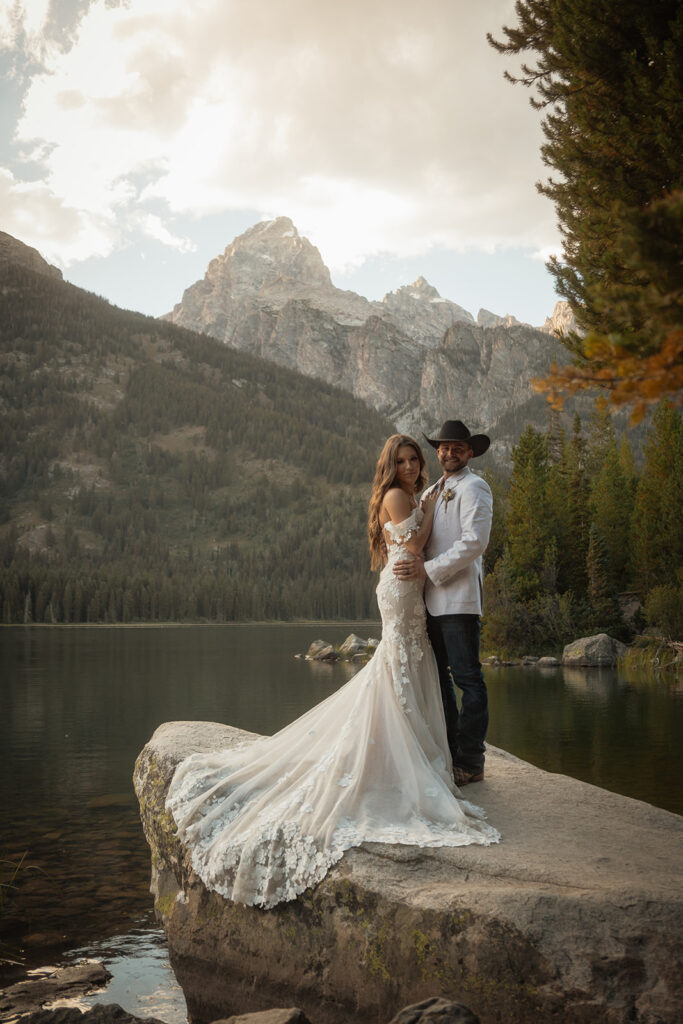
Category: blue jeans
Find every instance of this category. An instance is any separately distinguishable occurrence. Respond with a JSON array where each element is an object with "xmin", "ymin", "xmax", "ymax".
[{"xmin": 426, "ymin": 612, "xmax": 488, "ymax": 773}]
